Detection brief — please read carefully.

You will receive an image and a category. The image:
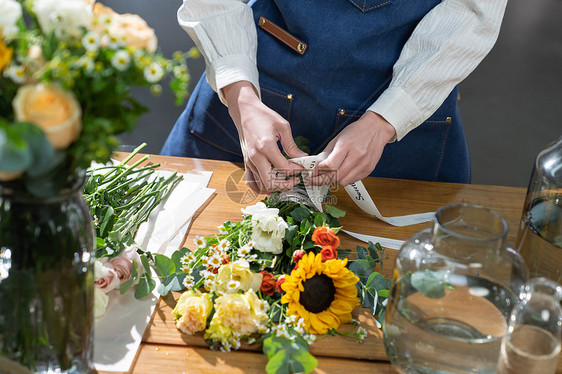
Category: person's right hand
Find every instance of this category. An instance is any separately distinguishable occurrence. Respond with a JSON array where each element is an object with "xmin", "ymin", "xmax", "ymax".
[{"xmin": 222, "ymin": 81, "xmax": 307, "ymax": 193}]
